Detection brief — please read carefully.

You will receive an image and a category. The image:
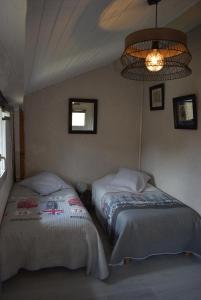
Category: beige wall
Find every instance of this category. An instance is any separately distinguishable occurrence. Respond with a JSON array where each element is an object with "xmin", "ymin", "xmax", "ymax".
[
  {"xmin": 141, "ymin": 25, "xmax": 201, "ymax": 214},
  {"xmin": 24, "ymin": 25, "xmax": 201, "ymax": 214},
  {"xmin": 24, "ymin": 64, "xmax": 142, "ymax": 184}
]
